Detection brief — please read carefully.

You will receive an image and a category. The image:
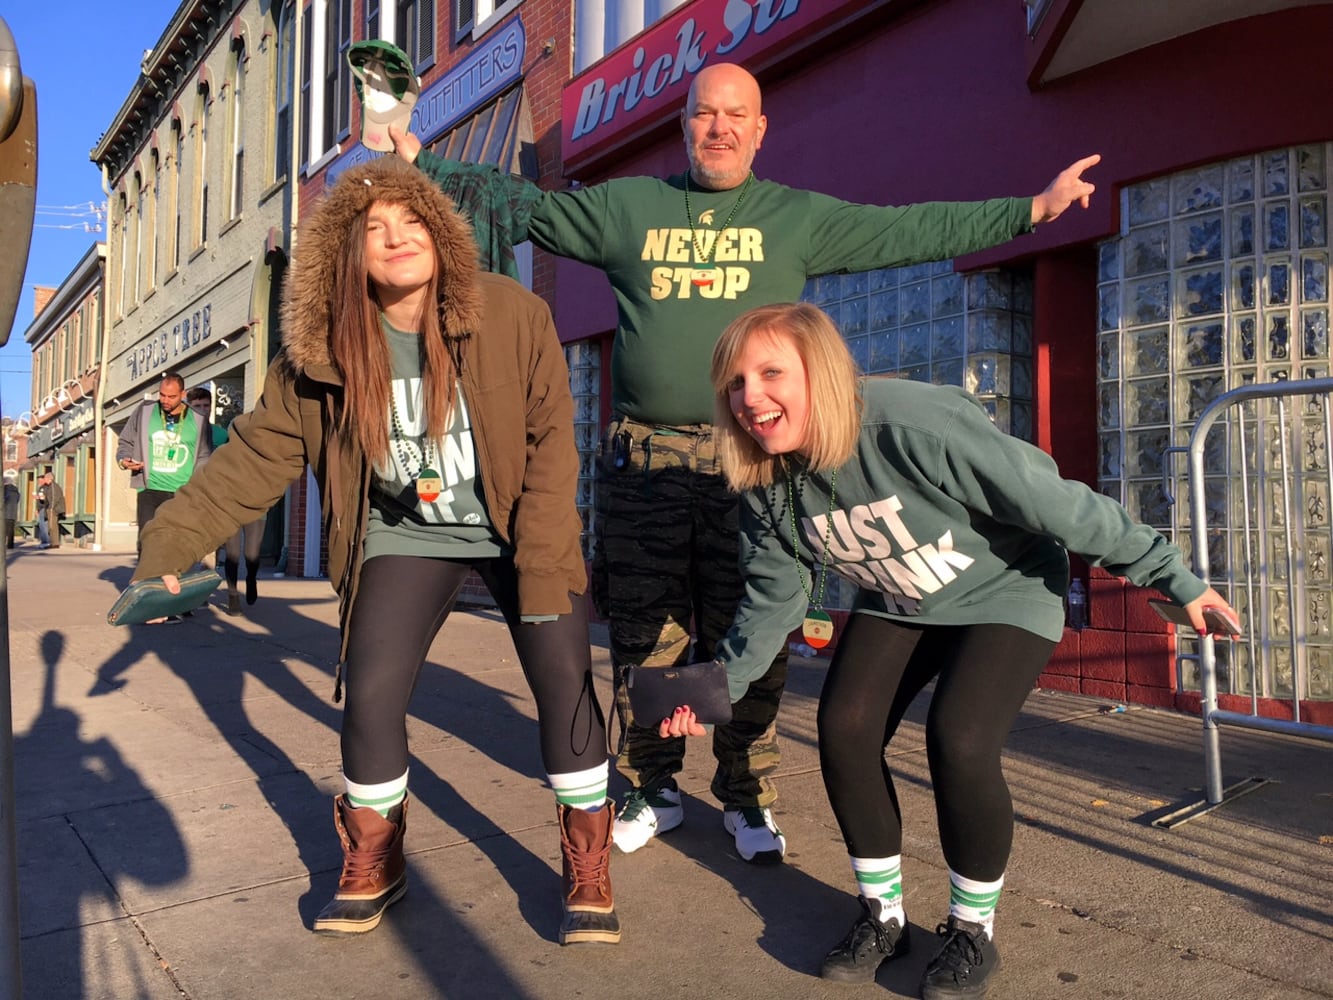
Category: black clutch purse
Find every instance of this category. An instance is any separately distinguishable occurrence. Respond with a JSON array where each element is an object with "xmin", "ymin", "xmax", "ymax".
[
  {"xmin": 625, "ymin": 659, "xmax": 733, "ymax": 726},
  {"xmin": 107, "ymin": 569, "xmax": 222, "ymax": 626}
]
